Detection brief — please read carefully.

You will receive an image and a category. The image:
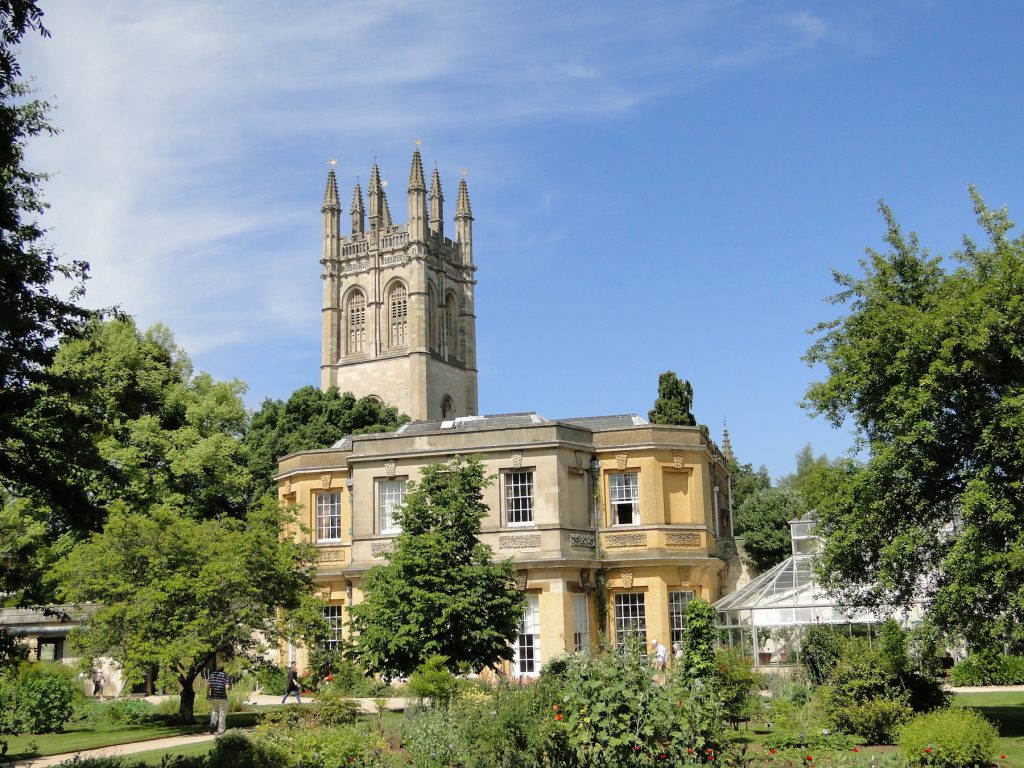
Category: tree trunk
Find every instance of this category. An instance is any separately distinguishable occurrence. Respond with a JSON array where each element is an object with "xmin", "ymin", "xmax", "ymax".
[{"xmin": 178, "ymin": 674, "xmax": 197, "ymax": 723}]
